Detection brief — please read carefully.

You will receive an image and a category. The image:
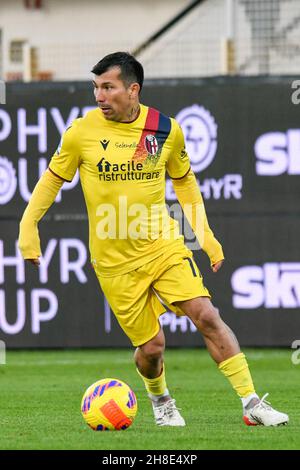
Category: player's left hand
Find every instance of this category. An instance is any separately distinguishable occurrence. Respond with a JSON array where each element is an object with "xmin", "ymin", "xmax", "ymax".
[{"xmin": 211, "ymin": 260, "xmax": 224, "ymax": 273}]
